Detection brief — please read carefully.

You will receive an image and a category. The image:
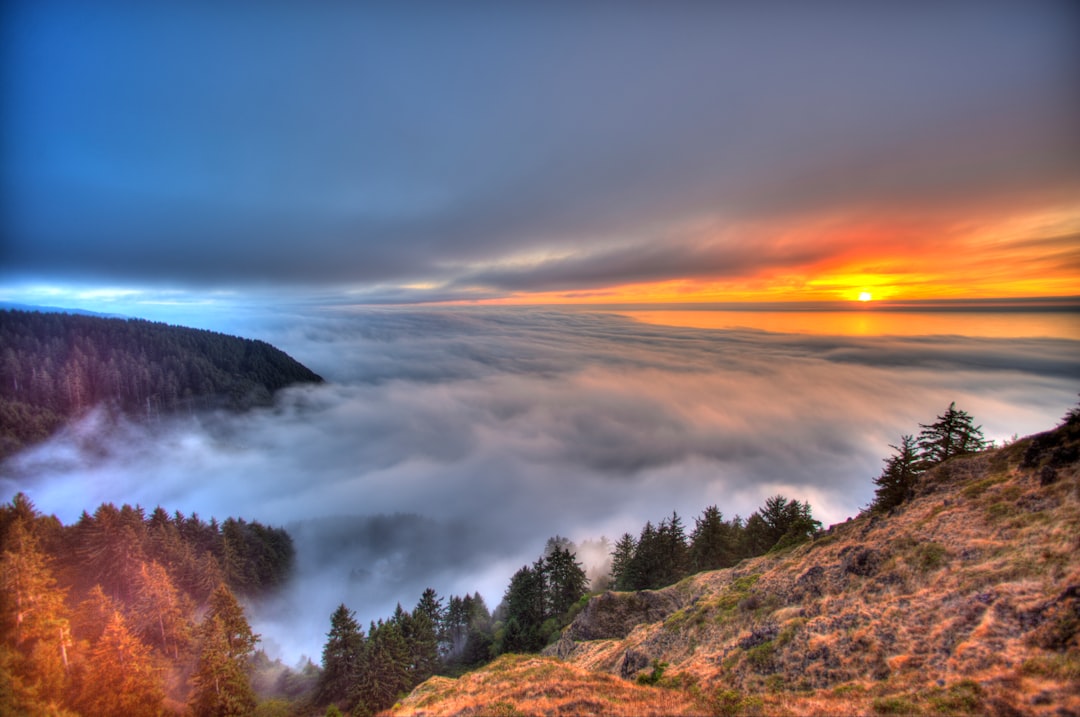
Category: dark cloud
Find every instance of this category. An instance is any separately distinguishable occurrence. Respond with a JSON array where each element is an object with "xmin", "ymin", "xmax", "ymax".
[
  {"xmin": 2, "ymin": 307, "xmax": 1076, "ymax": 659},
  {"xmin": 2, "ymin": 2, "xmax": 1078, "ymax": 289}
]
